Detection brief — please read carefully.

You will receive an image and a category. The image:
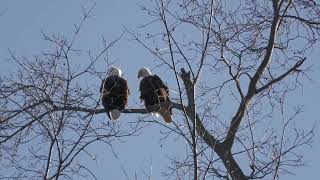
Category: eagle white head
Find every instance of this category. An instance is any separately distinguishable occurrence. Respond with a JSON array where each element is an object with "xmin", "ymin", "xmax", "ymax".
[
  {"xmin": 108, "ymin": 66, "xmax": 122, "ymax": 77},
  {"xmin": 137, "ymin": 67, "xmax": 152, "ymax": 79}
]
